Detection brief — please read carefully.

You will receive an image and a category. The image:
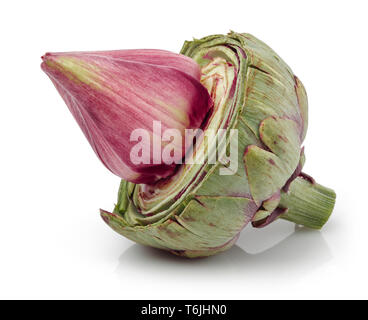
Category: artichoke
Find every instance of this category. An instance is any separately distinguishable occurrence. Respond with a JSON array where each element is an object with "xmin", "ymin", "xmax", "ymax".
[{"xmin": 42, "ymin": 32, "xmax": 336, "ymax": 258}]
